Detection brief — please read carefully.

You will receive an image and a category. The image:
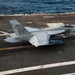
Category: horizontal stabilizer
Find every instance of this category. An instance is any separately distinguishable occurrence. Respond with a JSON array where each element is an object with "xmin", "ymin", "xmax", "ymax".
[
  {"xmin": 4, "ymin": 38, "xmax": 21, "ymax": 43},
  {"xmin": 0, "ymin": 31, "xmax": 9, "ymax": 35}
]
